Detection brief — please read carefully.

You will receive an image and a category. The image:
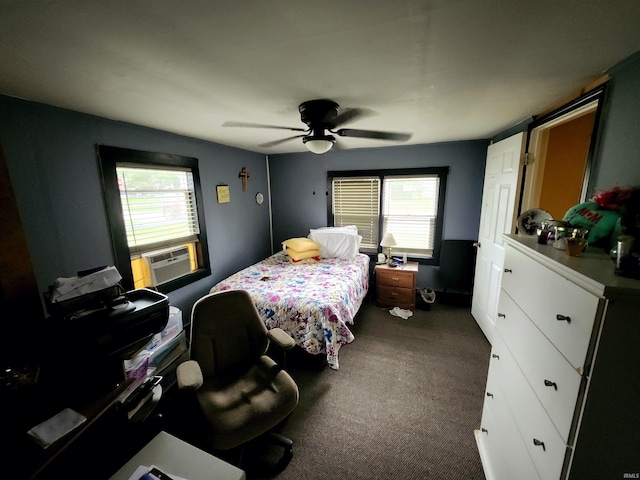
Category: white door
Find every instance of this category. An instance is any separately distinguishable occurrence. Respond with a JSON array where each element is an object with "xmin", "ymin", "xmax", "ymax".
[{"xmin": 471, "ymin": 133, "xmax": 526, "ymax": 343}]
